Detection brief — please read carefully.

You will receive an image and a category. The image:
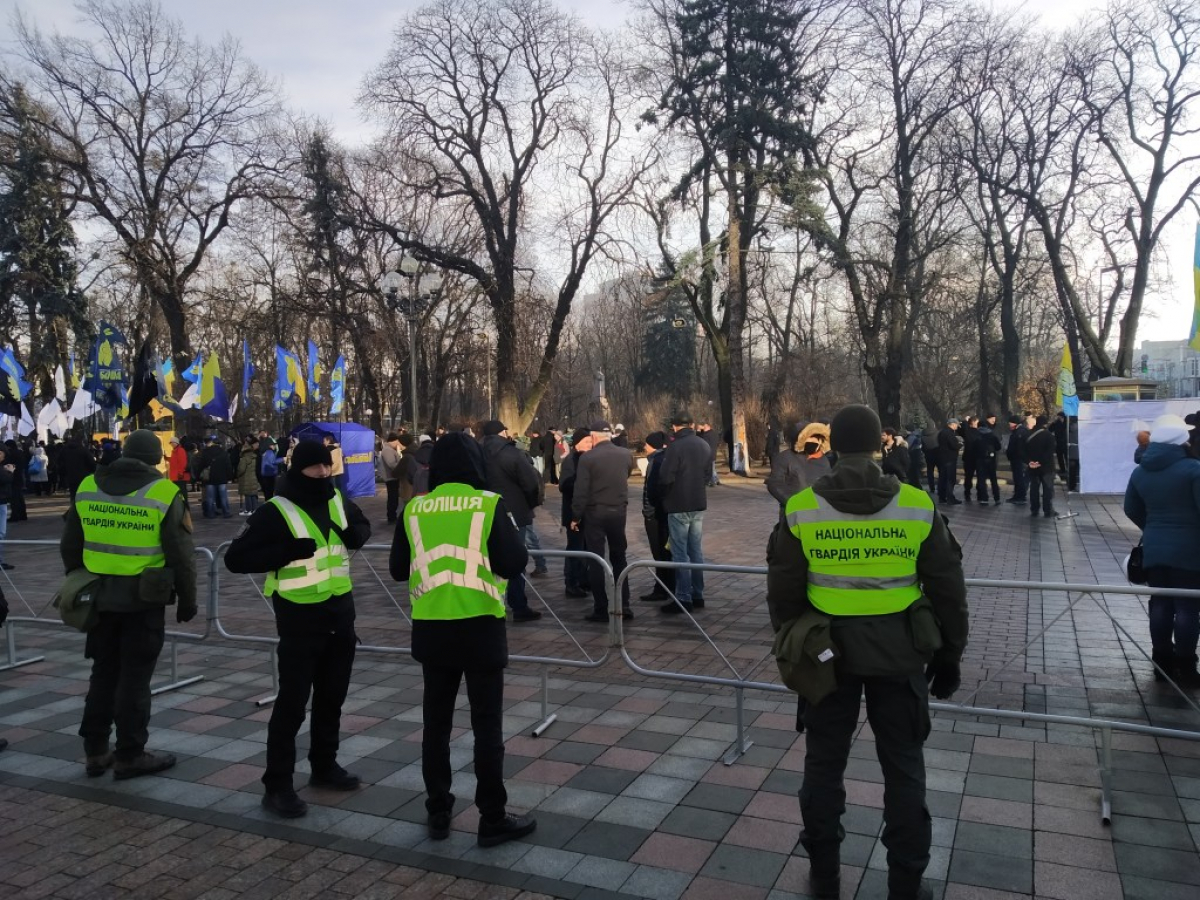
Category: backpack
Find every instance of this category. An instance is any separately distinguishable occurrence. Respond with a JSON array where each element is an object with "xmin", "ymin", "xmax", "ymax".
[{"xmin": 28, "ymin": 455, "xmax": 44, "ymax": 476}]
